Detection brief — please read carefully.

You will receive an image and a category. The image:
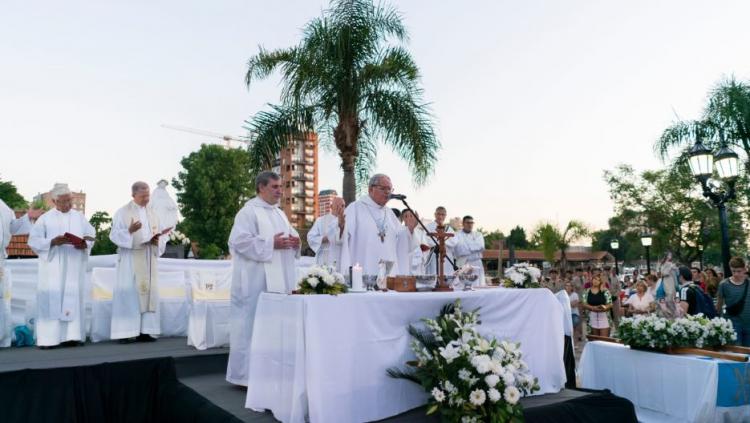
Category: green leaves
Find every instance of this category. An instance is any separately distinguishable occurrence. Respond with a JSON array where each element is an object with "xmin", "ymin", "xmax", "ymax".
[{"xmin": 0, "ymin": 179, "xmax": 28, "ymax": 210}]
